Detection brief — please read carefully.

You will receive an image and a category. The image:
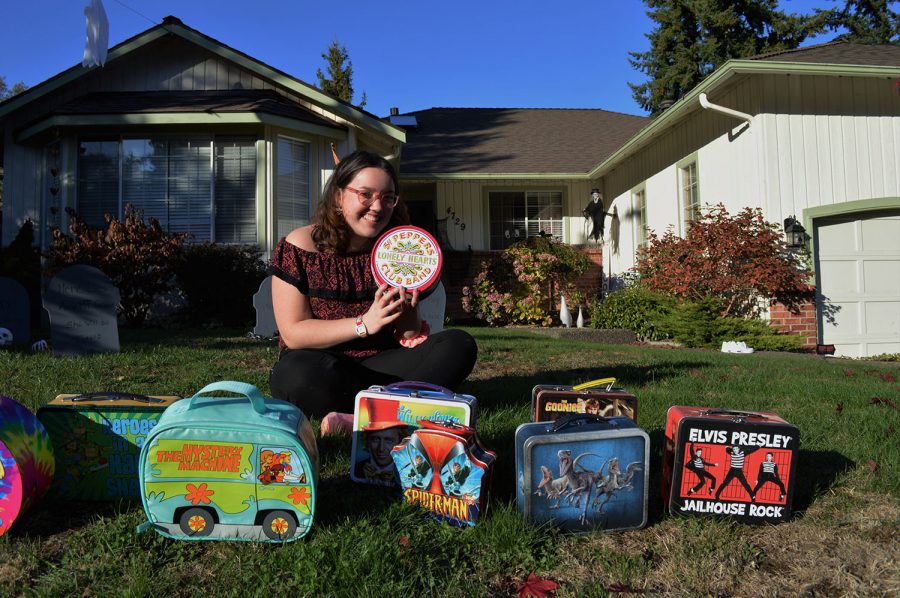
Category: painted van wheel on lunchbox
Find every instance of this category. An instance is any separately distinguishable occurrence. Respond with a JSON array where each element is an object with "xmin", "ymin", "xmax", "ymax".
[
  {"xmin": 179, "ymin": 507, "xmax": 215, "ymax": 537},
  {"xmin": 262, "ymin": 510, "xmax": 297, "ymax": 540}
]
